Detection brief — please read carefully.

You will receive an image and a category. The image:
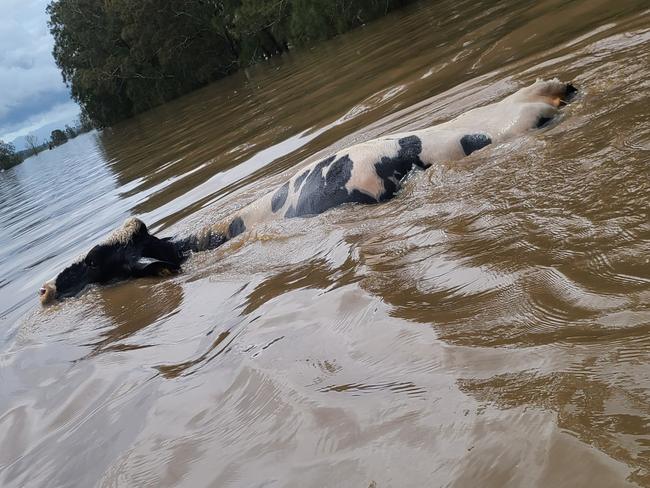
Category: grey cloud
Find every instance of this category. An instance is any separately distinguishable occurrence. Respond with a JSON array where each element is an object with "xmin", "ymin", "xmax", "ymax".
[
  {"xmin": 0, "ymin": 0, "xmax": 80, "ymax": 141},
  {"xmin": 0, "ymin": 90, "xmax": 73, "ymax": 136}
]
